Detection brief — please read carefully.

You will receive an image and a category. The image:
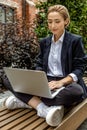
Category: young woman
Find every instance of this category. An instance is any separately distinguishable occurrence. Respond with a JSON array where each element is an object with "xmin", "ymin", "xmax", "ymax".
[{"xmin": 3, "ymin": 5, "xmax": 87, "ymax": 127}]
